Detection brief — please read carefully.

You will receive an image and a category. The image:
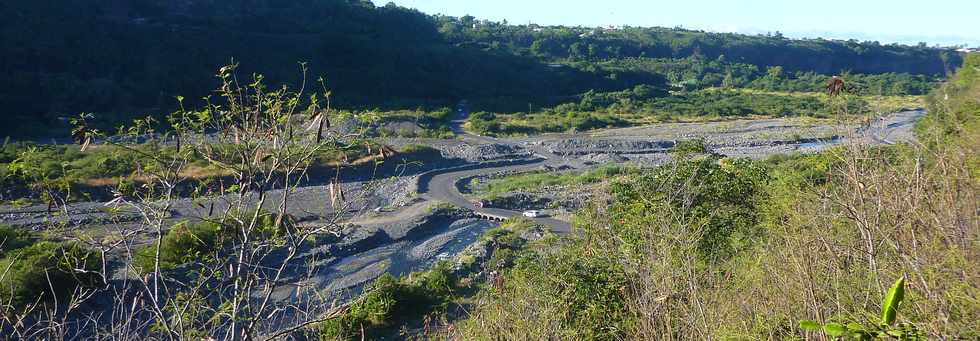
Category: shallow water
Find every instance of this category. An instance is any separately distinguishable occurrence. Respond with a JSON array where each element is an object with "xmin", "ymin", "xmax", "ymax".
[
  {"xmin": 316, "ymin": 219, "xmax": 496, "ymax": 295},
  {"xmin": 797, "ymin": 136, "xmax": 844, "ymax": 151}
]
